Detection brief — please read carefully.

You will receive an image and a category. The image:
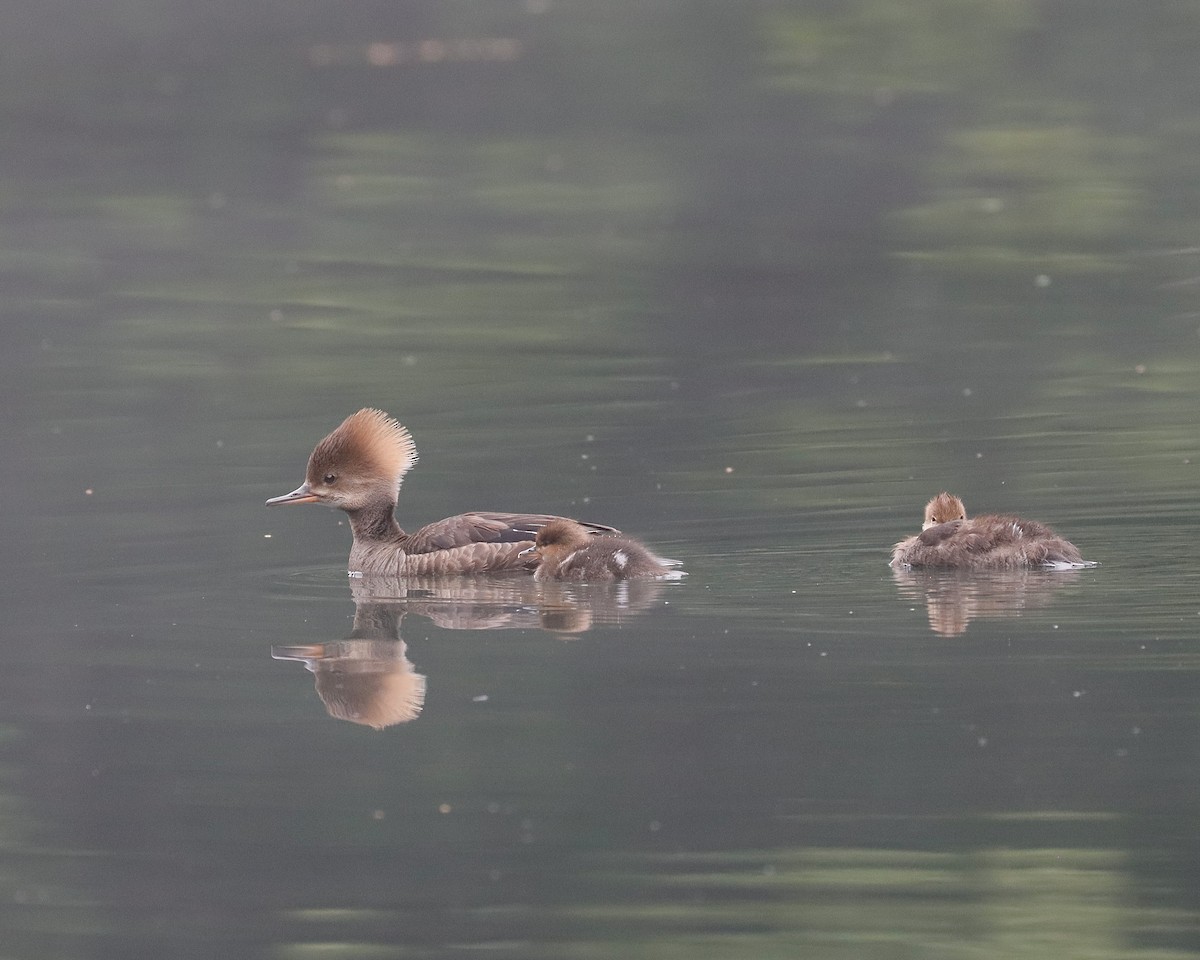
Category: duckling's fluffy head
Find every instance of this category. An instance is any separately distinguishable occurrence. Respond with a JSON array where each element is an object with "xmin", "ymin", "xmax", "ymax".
[
  {"xmin": 922, "ymin": 491, "xmax": 966, "ymax": 530},
  {"xmin": 304, "ymin": 408, "xmax": 418, "ymax": 510},
  {"xmin": 533, "ymin": 518, "xmax": 593, "ymax": 553}
]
